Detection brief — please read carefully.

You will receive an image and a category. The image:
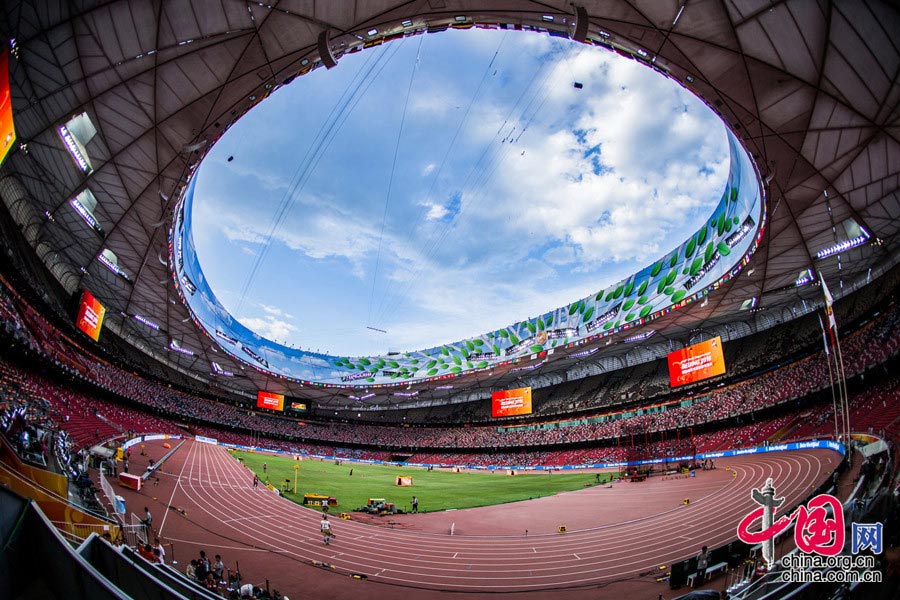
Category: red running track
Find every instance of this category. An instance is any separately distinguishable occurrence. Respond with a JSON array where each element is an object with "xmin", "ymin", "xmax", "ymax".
[{"xmin": 141, "ymin": 440, "xmax": 840, "ymax": 599}]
